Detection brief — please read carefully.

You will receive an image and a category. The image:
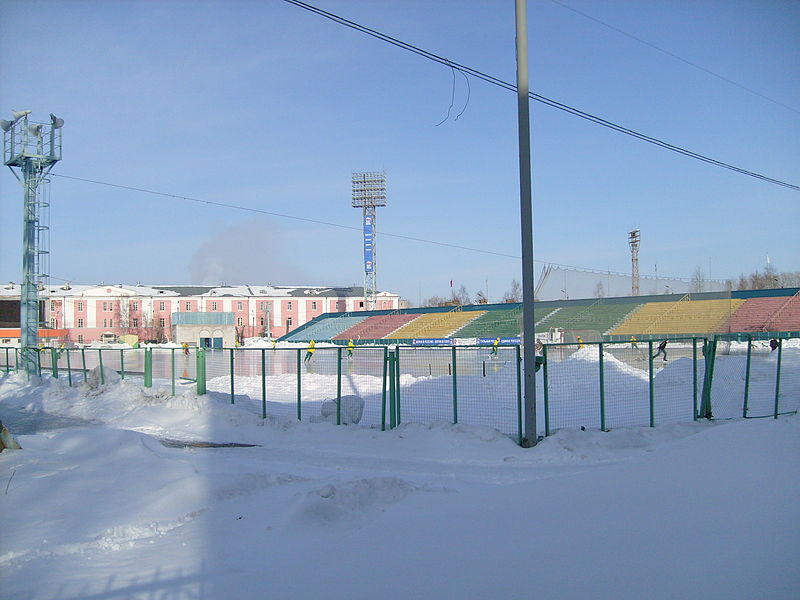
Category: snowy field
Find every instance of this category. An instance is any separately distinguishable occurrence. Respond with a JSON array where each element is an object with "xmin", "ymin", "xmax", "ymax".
[{"xmin": 1, "ymin": 366, "xmax": 798, "ymax": 600}]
